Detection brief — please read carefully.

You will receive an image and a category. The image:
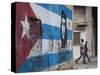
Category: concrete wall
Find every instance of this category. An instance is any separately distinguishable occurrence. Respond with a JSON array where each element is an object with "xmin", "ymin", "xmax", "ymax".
[{"xmin": 85, "ymin": 7, "xmax": 93, "ymax": 56}]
